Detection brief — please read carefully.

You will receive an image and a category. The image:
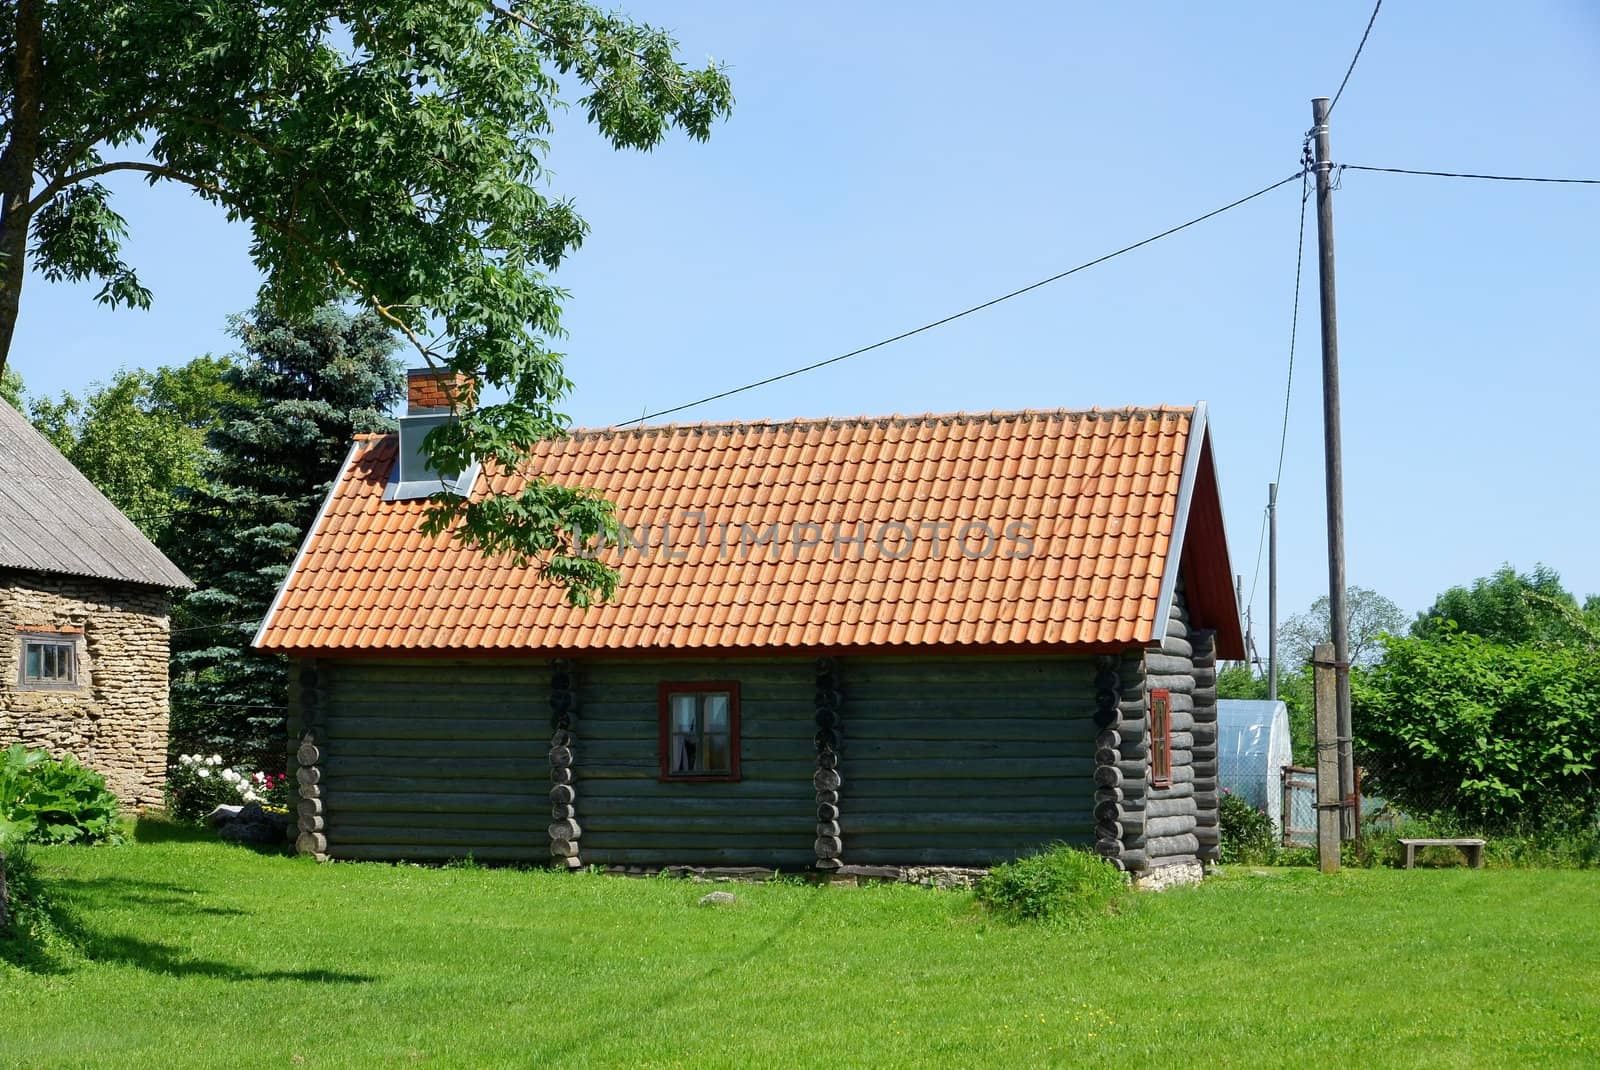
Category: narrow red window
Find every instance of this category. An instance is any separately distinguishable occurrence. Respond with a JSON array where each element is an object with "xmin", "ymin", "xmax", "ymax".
[
  {"xmin": 658, "ymin": 681, "xmax": 741, "ymax": 782},
  {"xmin": 1150, "ymin": 688, "xmax": 1173, "ymax": 788}
]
